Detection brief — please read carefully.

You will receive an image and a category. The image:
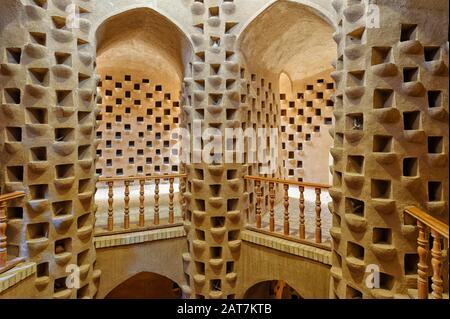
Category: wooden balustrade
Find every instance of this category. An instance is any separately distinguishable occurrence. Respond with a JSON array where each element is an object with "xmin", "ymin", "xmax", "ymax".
[
  {"xmin": 139, "ymin": 179, "xmax": 145, "ymax": 227},
  {"xmin": 245, "ymin": 175, "xmax": 331, "ymax": 249},
  {"xmin": 107, "ymin": 181, "xmax": 114, "ymax": 231},
  {"xmin": 0, "ymin": 191, "xmax": 25, "ymax": 272},
  {"xmin": 283, "ymin": 184, "xmax": 289, "ymax": 235},
  {"xmin": 269, "ymin": 182, "xmax": 275, "ymax": 232},
  {"xmin": 124, "ymin": 180, "xmax": 130, "ymax": 229},
  {"xmin": 255, "ymin": 180, "xmax": 262, "ymax": 229},
  {"xmin": 405, "ymin": 206, "xmax": 449, "ymax": 299},
  {"xmin": 299, "ymin": 186, "xmax": 305, "ymax": 240},
  {"xmin": 154, "ymin": 178, "xmax": 160, "ymax": 225},
  {"xmin": 97, "ymin": 174, "xmax": 187, "ymax": 234},
  {"xmin": 179, "ymin": 174, "xmax": 187, "ymax": 221},
  {"xmin": 169, "ymin": 178, "xmax": 175, "ymax": 224}
]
